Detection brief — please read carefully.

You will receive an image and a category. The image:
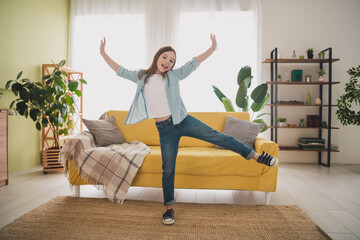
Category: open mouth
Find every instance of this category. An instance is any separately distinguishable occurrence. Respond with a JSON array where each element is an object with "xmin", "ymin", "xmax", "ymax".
[{"xmin": 162, "ymin": 64, "xmax": 169, "ymax": 71}]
